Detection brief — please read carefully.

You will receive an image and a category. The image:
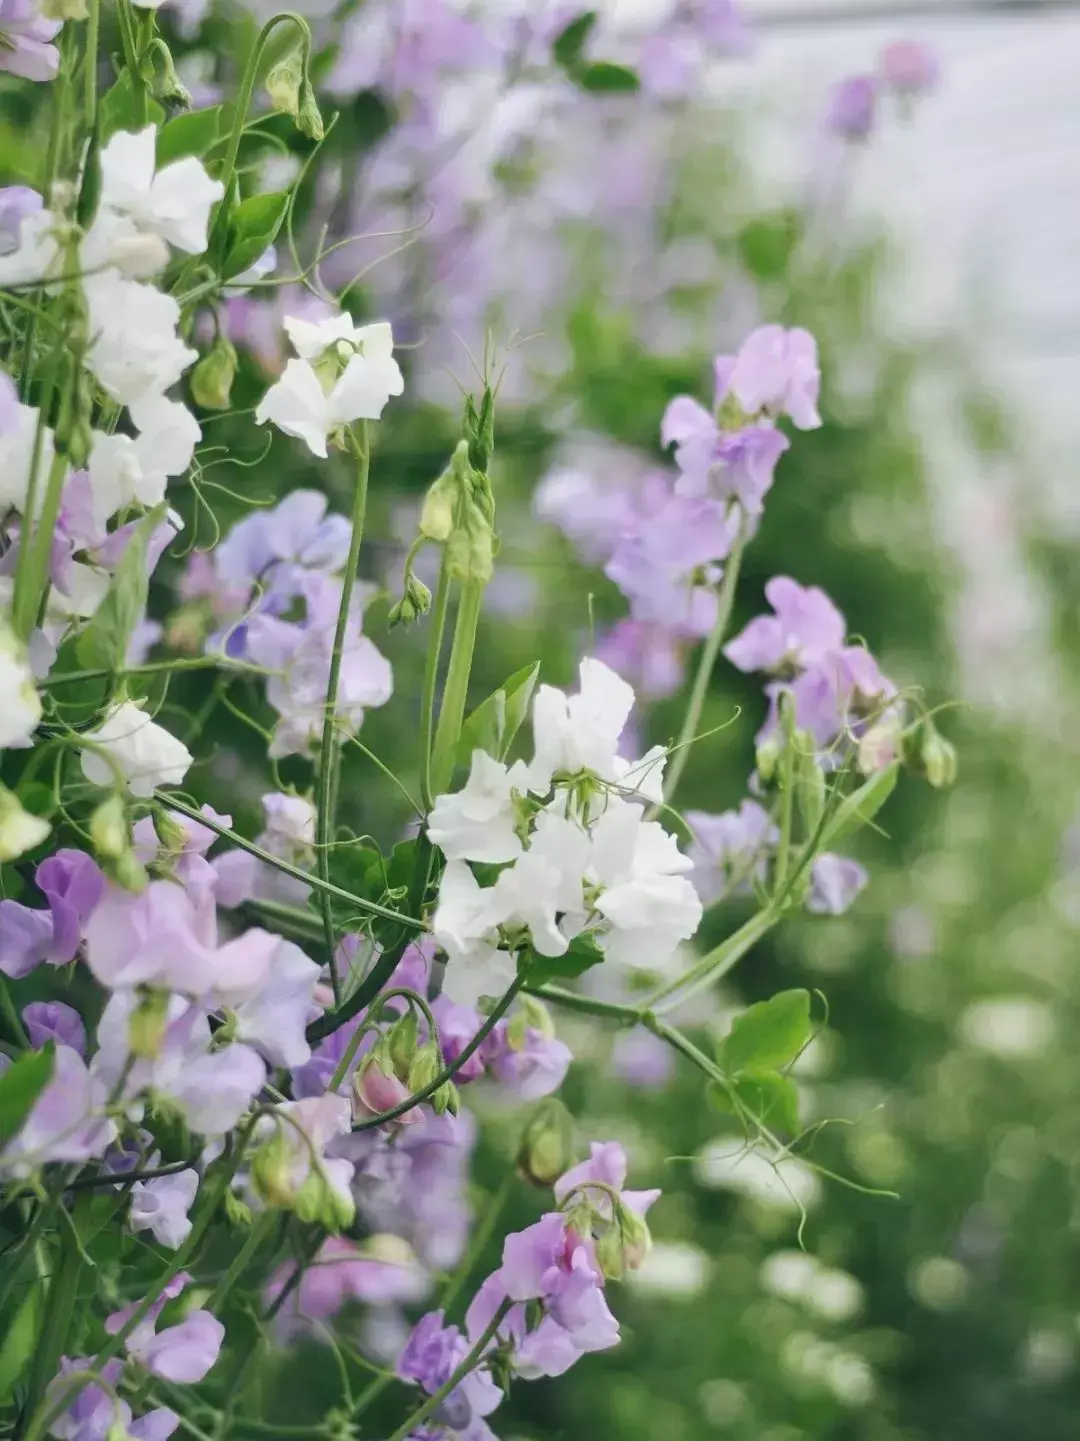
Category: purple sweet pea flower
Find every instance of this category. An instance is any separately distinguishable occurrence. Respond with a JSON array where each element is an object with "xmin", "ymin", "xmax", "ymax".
[
  {"xmin": 606, "ymin": 495, "xmax": 736, "ymax": 632},
  {"xmin": 554, "ymin": 1140, "xmax": 661, "ymax": 1220},
  {"xmin": 0, "ymin": 0, "xmax": 62, "ymax": 82},
  {"xmin": 23, "ymin": 1000, "xmax": 86, "ymax": 1057},
  {"xmin": 1, "ymin": 1045, "xmax": 115, "ymax": 1173},
  {"xmin": 764, "ymin": 646, "xmax": 896, "ymax": 751},
  {"xmin": 0, "ymin": 184, "xmax": 42, "ymax": 253},
  {"xmin": 130, "ymin": 1410, "xmax": 180, "ymax": 1441},
  {"xmin": 826, "ymin": 74, "xmax": 879, "ymax": 142},
  {"xmin": 725, "ymin": 576, "xmax": 846, "ymax": 675},
  {"xmin": 129, "ymin": 1169, "xmax": 200, "ymax": 1250},
  {"xmin": 433, "ymin": 999, "xmax": 494, "ymax": 1085},
  {"xmin": 686, "ymin": 800, "xmax": 778, "ymax": 905},
  {"xmin": 610, "ymin": 1028, "xmax": 675, "ymax": 1089},
  {"xmin": 491, "ymin": 1029, "xmax": 572, "ymax": 1101},
  {"xmin": 0, "ymin": 849, "xmax": 104, "ymax": 978},
  {"xmin": 593, "ymin": 619, "xmax": 685, "ymax": 702},
  {"xmin": 398, "ymin": 1308, "xmax": 503, "ymax": 1430},
  {"xmin": 45, "ymin": 1357, "xmax": 128, "ymax": 1441},
  {"xmin": 267, "ymin": 1236, "xmax": 429, "ymax": 1334},
  {"xmin": 808, "ymin": 853, "xmax": 869, "ymax": 915},
  {"xmin": 107, "ymin": 1274, "xmax": 224, "ymax": 1383},
  {"xmin": 720, "ymin": 325, "xmax": 822, "ymax": 431}
]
